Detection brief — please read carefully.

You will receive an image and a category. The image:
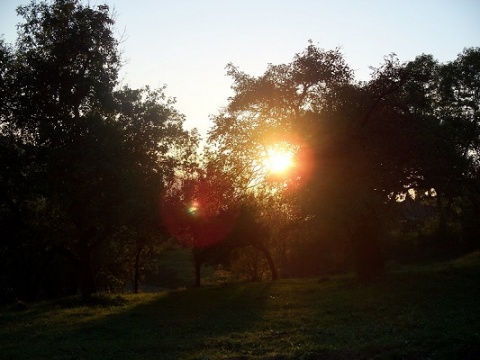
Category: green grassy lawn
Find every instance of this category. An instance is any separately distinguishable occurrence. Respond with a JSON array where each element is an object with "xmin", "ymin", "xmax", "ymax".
[{"xmin": 1, "ymin": 253, "xmax": 479, "ymax": 360}]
